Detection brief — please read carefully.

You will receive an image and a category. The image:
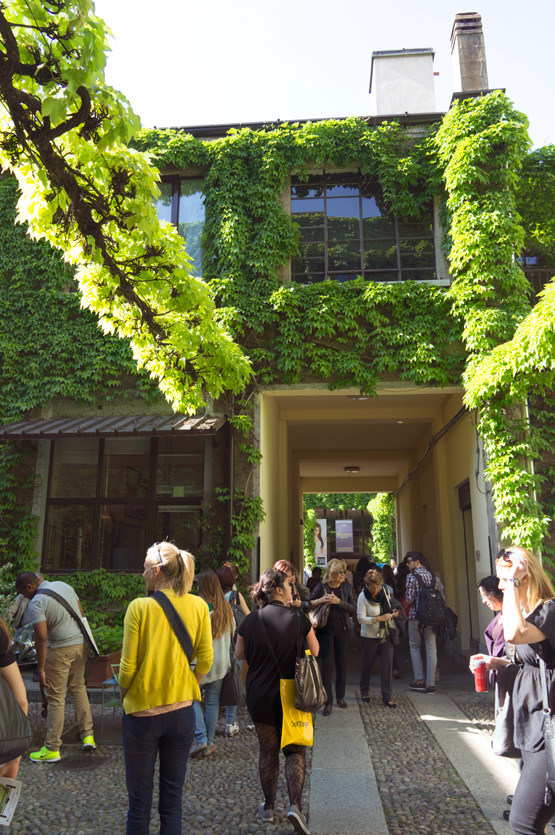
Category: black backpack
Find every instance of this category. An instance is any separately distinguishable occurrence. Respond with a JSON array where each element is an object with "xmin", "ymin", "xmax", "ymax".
[
  {"xmin": 229, "ymin": 590, "xmax": 246, "ymax": 629},
  {"xmin": 414, "ymin": 571, "xmax": 446, "ymax": 627}
]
